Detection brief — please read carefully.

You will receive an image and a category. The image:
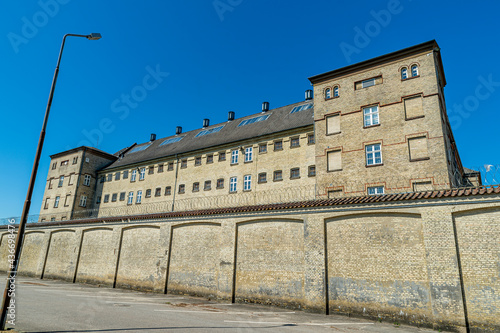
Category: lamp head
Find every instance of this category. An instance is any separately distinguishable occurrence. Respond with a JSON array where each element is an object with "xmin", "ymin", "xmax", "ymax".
[{"xmin": 87, "ymin": 33, "xmax": 102, "ymax": 40}]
